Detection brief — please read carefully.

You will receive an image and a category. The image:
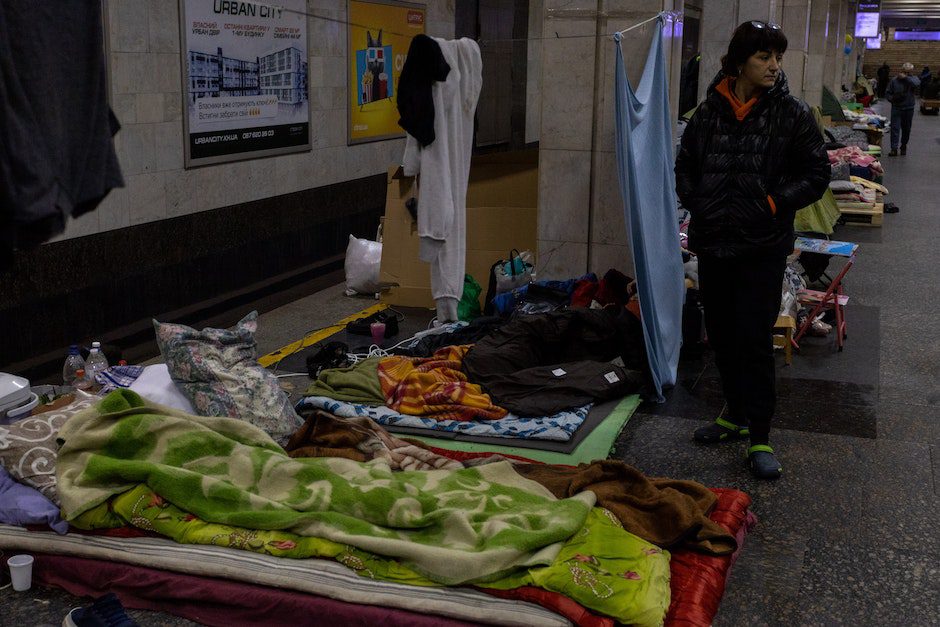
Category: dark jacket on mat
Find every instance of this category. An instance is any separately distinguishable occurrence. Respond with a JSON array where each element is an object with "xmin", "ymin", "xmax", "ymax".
[
  {"xmin": 462, "ymin": 308, "xmax": 648, "ymax": 416},
  {"xmin": 675, "ymin": 71, "xmax": 829, "ymax": 258}
]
